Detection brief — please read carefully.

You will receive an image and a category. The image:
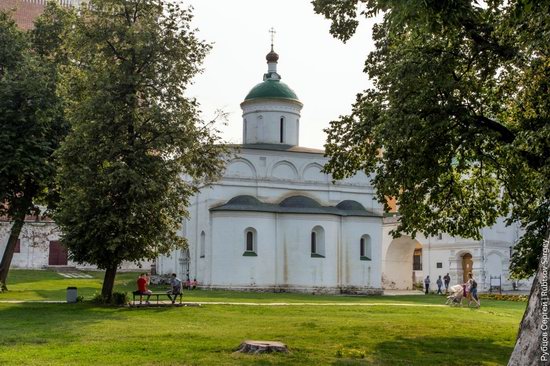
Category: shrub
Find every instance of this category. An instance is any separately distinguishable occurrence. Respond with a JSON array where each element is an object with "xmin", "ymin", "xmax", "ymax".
[
  {"xmin": 90, "ymin": 292, "xmax": 107, "ymax": 304},
  {"xmin": 112, "ymin": 292, "xmax": 129, "ymax": 305},
  {"xmin": 89, "ymin": 291, "xmax": 129, "ymax": 305}
]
